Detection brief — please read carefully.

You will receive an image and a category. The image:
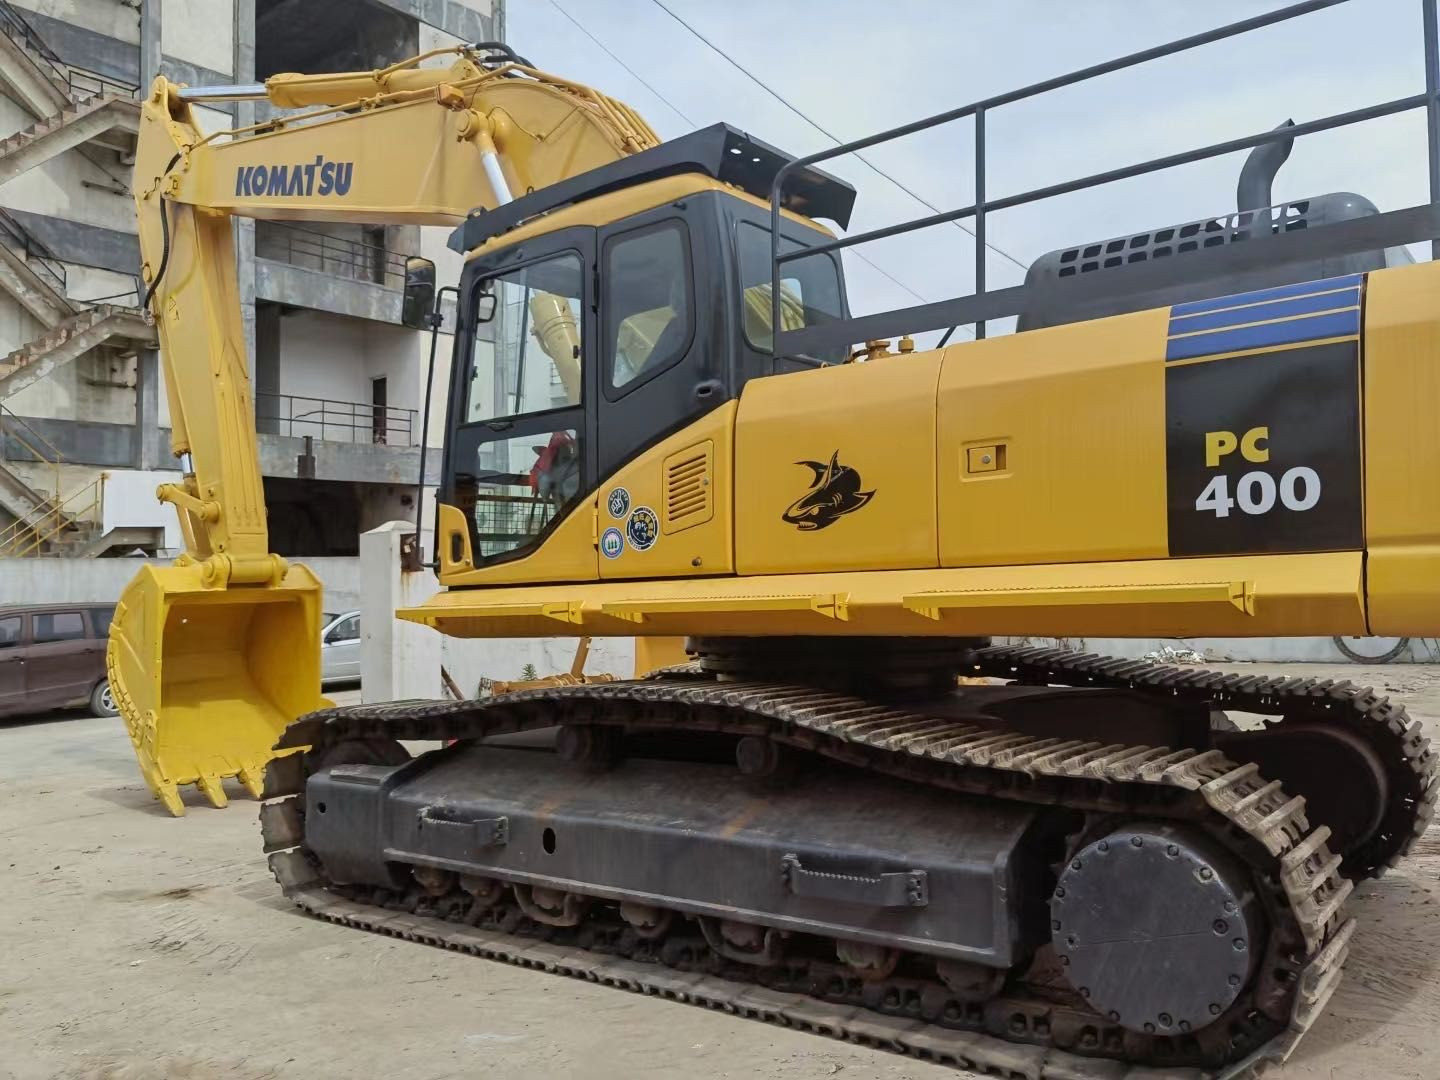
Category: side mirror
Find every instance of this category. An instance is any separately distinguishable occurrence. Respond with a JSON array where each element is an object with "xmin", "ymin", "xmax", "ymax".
[
  {"xmin": 401, "ymin": 256, "xmax": 437, "ymax": 329},
  {"xmin": 476, "ymin": 290, "xmax": 498, "ymax": 323}
]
